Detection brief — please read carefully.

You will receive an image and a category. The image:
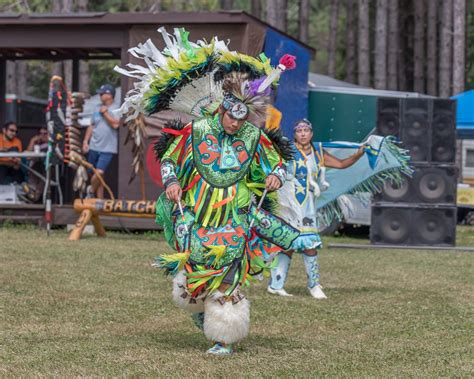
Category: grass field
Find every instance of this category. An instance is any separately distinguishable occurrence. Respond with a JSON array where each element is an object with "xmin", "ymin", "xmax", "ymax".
[{"xmin": 1, "ymin": 225, "xmax": 473, "ymax": 377}]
